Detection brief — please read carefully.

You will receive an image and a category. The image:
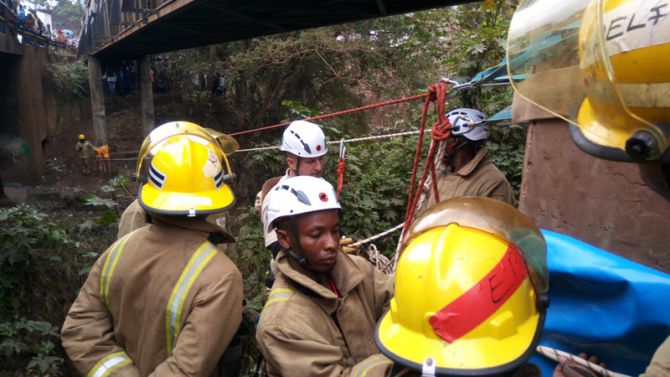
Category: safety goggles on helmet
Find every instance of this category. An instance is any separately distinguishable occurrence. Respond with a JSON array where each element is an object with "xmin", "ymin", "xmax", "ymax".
[
  {"xmin": 375, "ymin": 197, "xmax": 547, "ymax": 376},
  {"xmin": 138, "ymin": 133, "xmax": 235, "ymax": 216},
  {"xmin": 447, "ymin": 108, "xmax": 489, "ymax": 141},
  {"xmin": 265, "ymin": 176, "xmax": 340, "ymax": 231},
  {"xmin": 507, "ymin": 0, "xmax": 670, "ymax": 163},
  {"xmin": 280, "ymin": 120, "xmax": 328, "ymax": 158}
]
